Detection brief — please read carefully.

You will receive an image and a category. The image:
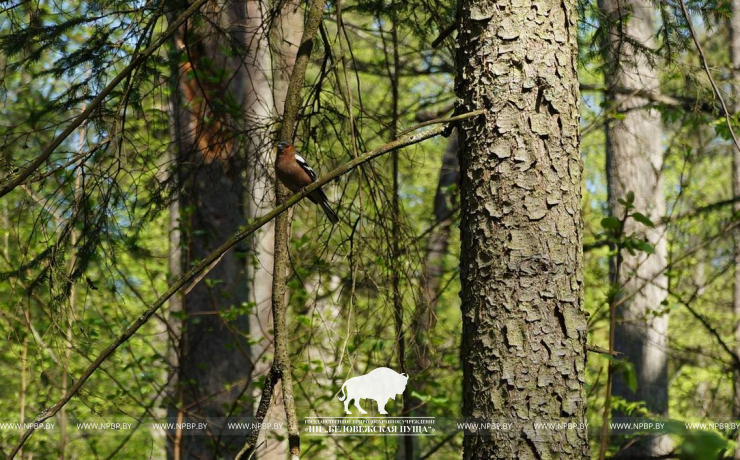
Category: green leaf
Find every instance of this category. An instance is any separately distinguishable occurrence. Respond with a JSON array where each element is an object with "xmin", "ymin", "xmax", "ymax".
[
  {"xmin": 631, "ymin": 212, "xmax": 654, "ymax": 228},
  {"xmin": 601, "ymin": 217, "xmax": 622, "ymax": 232},
  {"xmin": 618, "ymin": 191, "xmax": 635, "ymax": 209},
  {"xmin": 634, "ymin": 240, "xmax": 655, "ymax": 254},
  {"xmin": 626, "ymin": 191, "xmax": 635, "ymax": 204},
  {"xmin": 620, "ymin": 361, "xmax": 637, "ymax": 393}
]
